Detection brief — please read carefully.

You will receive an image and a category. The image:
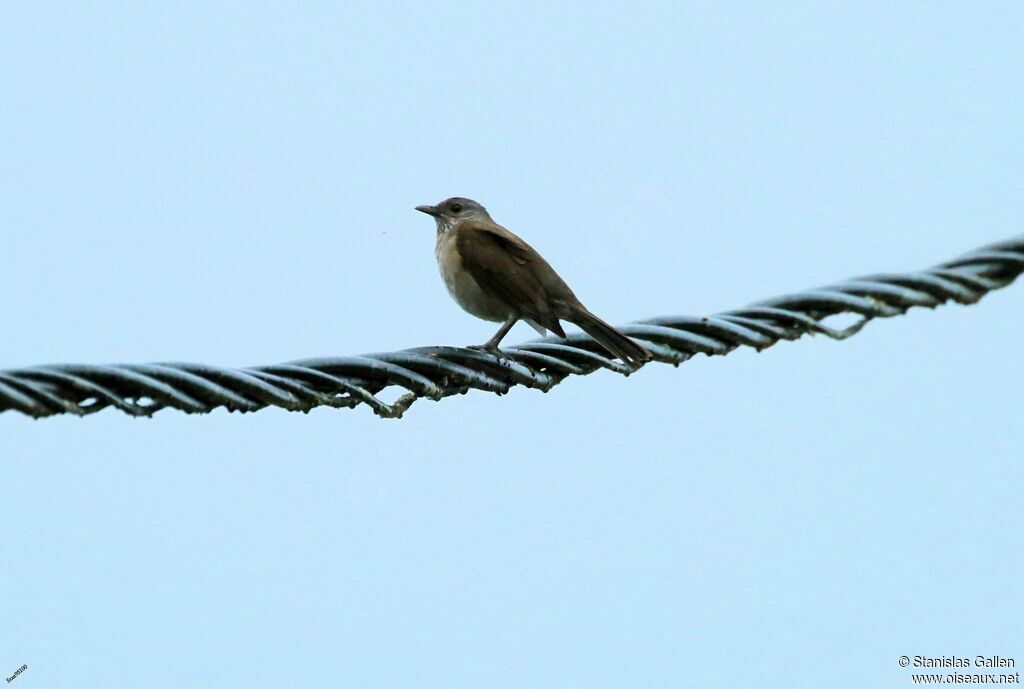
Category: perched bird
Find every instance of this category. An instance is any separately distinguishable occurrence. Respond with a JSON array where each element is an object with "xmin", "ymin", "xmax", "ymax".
[{"xmin": 415, "ymin": 197, "xmax": 651, "ymax": 369}]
